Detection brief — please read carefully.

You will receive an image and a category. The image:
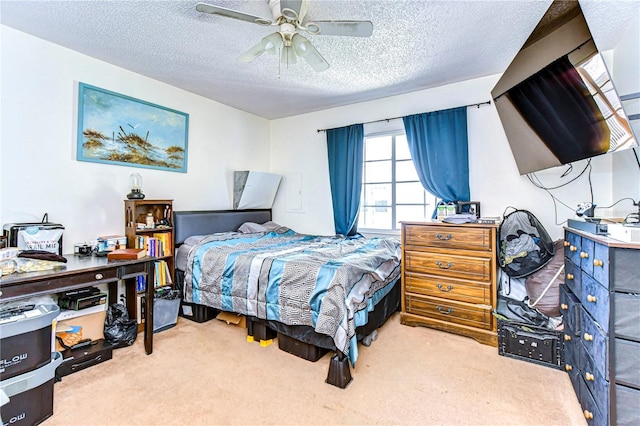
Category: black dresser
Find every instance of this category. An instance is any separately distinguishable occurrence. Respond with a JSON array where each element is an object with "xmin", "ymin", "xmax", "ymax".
[{"xmin": 560, "ymin": 227, "xmax": 640, "ymax": 425}]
